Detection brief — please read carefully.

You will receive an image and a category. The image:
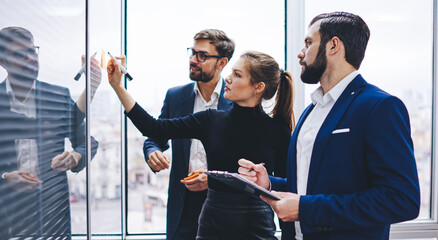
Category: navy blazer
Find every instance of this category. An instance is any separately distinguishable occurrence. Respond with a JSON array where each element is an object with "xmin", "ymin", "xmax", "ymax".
[
  {"xmin": 143, "ymin": 80, "xmax": 232, "ymax": 240},
  {"xmin": 0, "ymin": 80, "xmax": 98, "ymax": 239},
  {"xmin": 271, "ymin": 75, "xmax": 420, "ymax": 240}
]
